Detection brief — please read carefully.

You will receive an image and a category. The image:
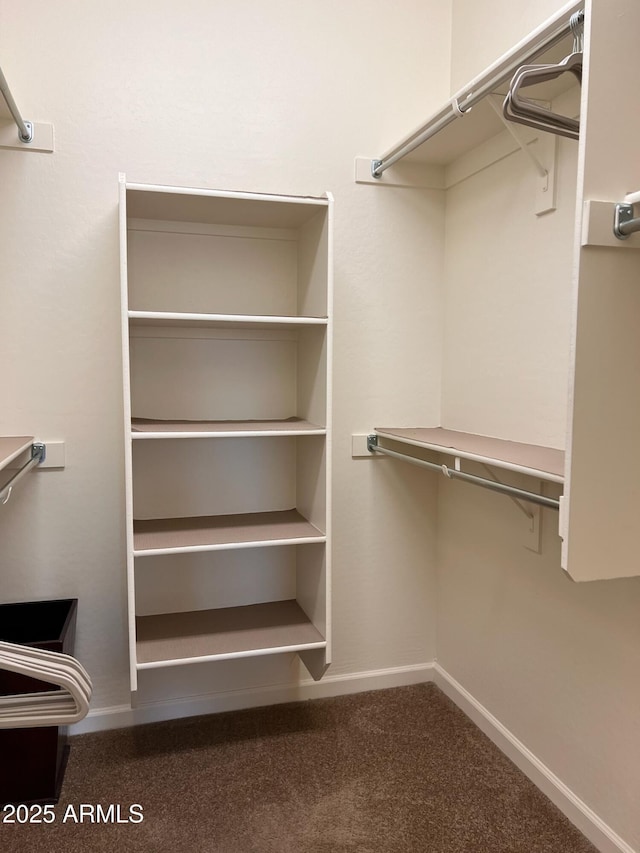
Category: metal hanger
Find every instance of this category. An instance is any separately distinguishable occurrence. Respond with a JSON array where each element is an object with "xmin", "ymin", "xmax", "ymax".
[
  {"xmin": 502, "ymin": 11, "xmax": 583, "ymax": 140},
  {"xmin": 506, "ymin": 56, "xmax": 581, "ymax": 136}
]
